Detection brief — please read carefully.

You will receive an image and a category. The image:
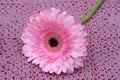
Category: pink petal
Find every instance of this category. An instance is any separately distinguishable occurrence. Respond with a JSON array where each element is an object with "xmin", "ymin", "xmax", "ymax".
[{"xmin": 70, "ymin": 51, "xmax": 79, "ymax": 58}]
